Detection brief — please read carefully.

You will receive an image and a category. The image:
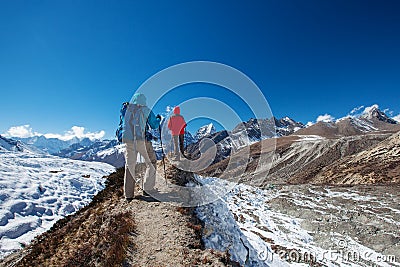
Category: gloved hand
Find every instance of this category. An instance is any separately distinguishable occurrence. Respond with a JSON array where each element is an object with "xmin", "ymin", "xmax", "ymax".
[{"xmin": 156, "ymin": 114, "xmax": 162, "ymax": 120}]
